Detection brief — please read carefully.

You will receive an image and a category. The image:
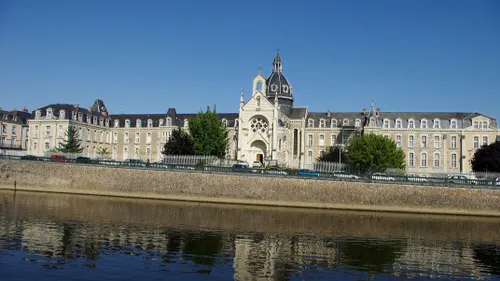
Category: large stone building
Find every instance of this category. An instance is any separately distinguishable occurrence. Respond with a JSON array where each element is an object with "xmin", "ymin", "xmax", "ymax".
[
  {"xmin": 0, "ymin": 107, "xmax": 32, "ymax": 155},
  {"xmin": 27, "ymin": 53, "xmax": 499, "ymax": 174}
]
